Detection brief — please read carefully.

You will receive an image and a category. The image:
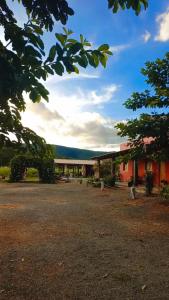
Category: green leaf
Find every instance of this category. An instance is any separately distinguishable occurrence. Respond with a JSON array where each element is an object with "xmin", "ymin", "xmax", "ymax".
[
  {"xmin": 25, "ymin": 45, "xmax": 42, "ymax": 59},
  {"xmin": 63, "ymin": 59, "xmax": 75, "ymax": 72},
  {"xmin": 84, "ymin": 42, "xmax": 91, "ymax": 47},
  {"xmin": 68, "ymin": 43, "xmax": 82, "ymax": 55},
  {"xmin": 36, "ymin": 36, "xmax": 44, "ymax": 50},
  {"xmin": 80, "ymin": 34, "xmax": 84, "ymax": 44},
  {"xmin": 141, "ymin": 0, "xmax": 148, "ymax": 9},
  {"xmin": 67, "ymin": 7, "xmax": 74, "ymax": 16},
  {"xmin": 135, "ymin": 2, "xmax": 141, "ymax": 15},
  {"xmin": 76, "ymin": 54, "xmax": 88, "ymax": 68},
  {"xmin": 55, "ymin": 33, "xmax": 67, "ymax": 46},
  {"xmin": 63, "ymin": 27, "xmax": 68, "ymax": 35},
  {"xmin": 86, "ymin": 53, "xmax": 97, "ymax": 68},
  {"xmin": 62, "ymin": 27, "xmax": 73, "ymax": 36},
  {"xmin": 93, "ymin": 53, "xmax": 99, "ymax": 67},
  {"xmin": 68, "ymin": 29, "xmax": 74, "ymax": 35},
  {"xmin": 48, "ymin": 45, "xmax": 57, "ymax": 61},
  {"xmin": 30, "ymin": 90, "xmax": 41, "ymax": 103},
  {"xmin": 67, "ymin": 39, "xmax": 77, "ymax": 44},
  {"xmin": 39, "ymin": 69, "xmax": 47, "ymax": 81},
  {"xmin": 98, "ymin": 44, "xmax": 109, "ymax": 51},
  {"xmin": 44, "ymin": 65, "xmax": 54, "ymax": 75},
  {"xmin": 55, "ymin": 43, "xmax": 63, "ymax": 57},
  {"xmin": 105, "ymin": 50, "xmax": 113, "ymax": 55},
  {"xmin": 99, "ymin": 53, "xmax": 108, "ymax": 68},
  {"xmin": 32, "ymin": 25, "xmax": 43, "ymax": 35},
  {"xmin": 52, "ymin": 62, "xmax": 64, "ymax": 76},
  {"xmin": 73, "ymin": 66, "xmax": 79, "ymax": 74}
]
